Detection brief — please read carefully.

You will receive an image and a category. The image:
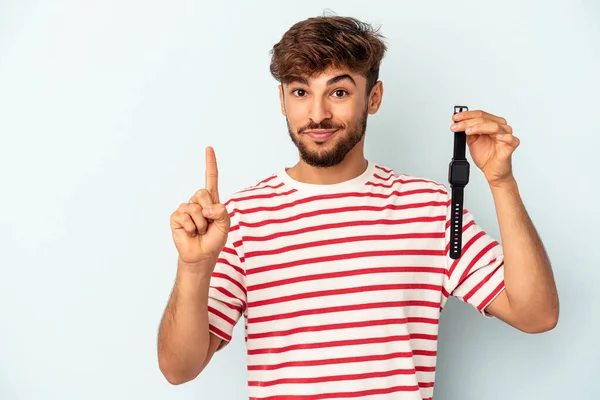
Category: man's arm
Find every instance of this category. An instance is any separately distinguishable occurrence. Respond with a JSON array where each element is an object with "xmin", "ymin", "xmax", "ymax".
[
  {"xmin": 484, "ymin": 178, "xmax": 559, "ymax": 333},
  {"xmin": 157, "ymin": 259, "xmax": 223, "ymax": 385}
]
